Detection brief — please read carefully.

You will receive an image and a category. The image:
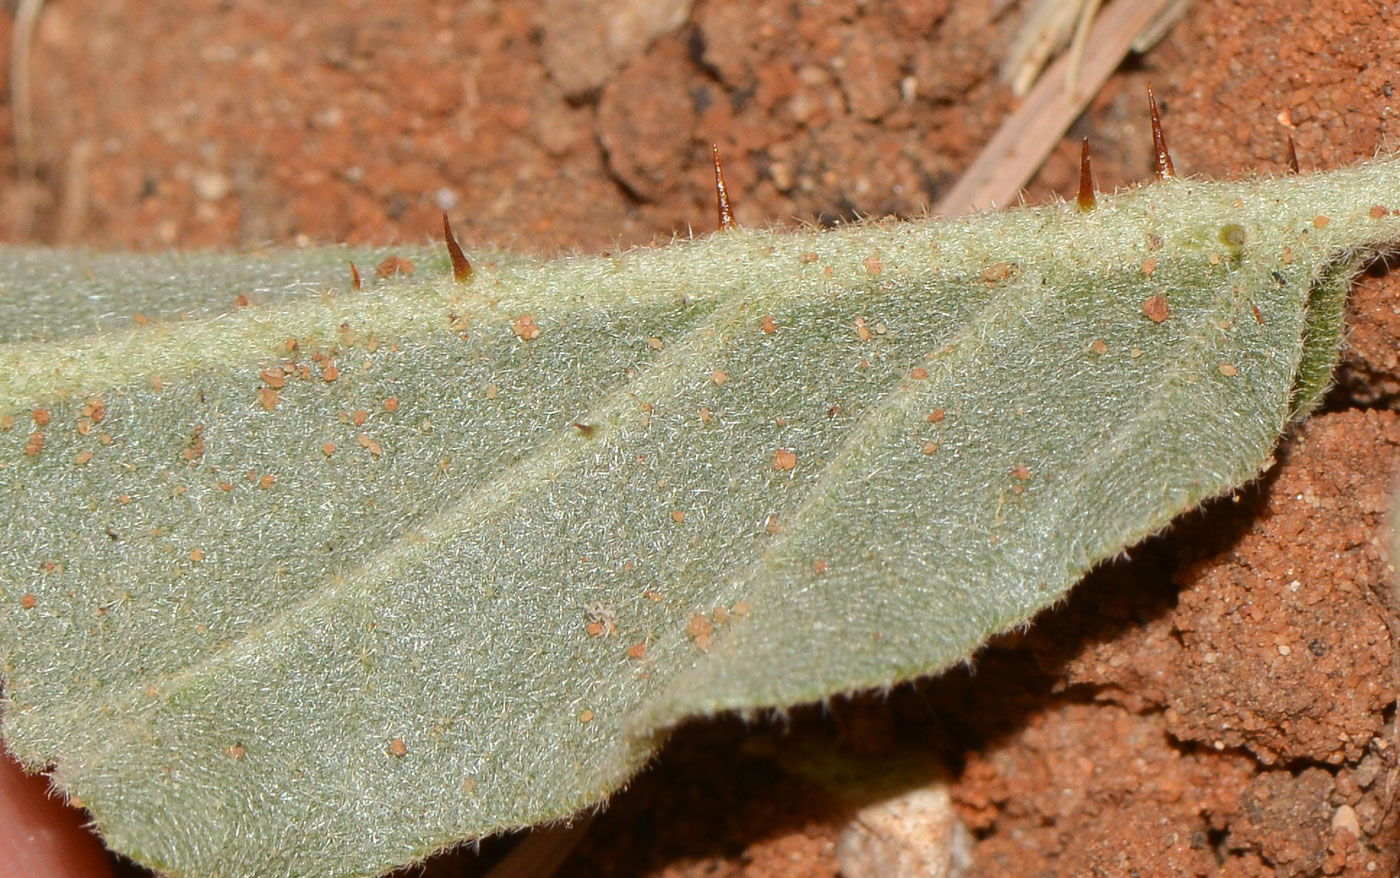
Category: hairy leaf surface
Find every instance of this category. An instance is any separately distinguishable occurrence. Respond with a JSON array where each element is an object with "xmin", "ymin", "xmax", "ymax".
[{"xmin": 2, "ymin": 161, "xmax": 1398, "ymax": 877}]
